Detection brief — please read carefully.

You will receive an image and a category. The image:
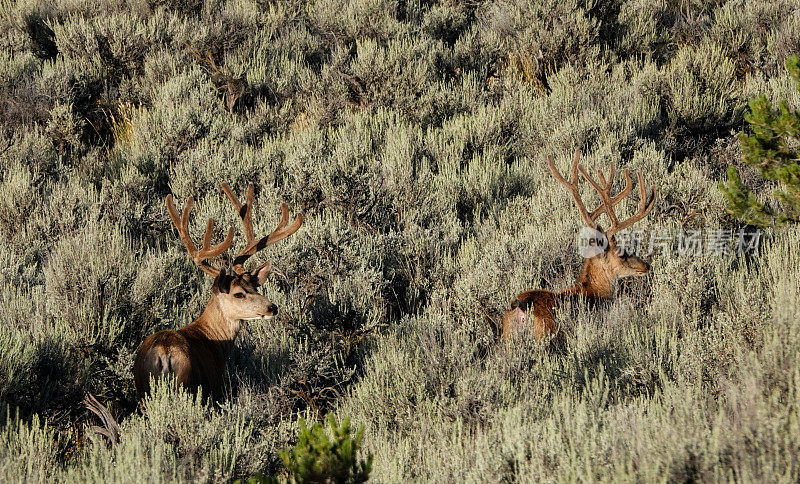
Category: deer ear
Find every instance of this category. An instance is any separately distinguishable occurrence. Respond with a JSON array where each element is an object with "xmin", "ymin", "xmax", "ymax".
[
  {"xmin": 213, "ymin": 267, "xmax": 232, "ymax": 294},
  {"xmin": 250, "ymin": 261, "xmax": 271, "ymax": 286}
]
